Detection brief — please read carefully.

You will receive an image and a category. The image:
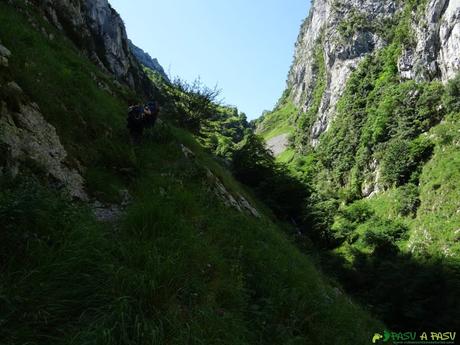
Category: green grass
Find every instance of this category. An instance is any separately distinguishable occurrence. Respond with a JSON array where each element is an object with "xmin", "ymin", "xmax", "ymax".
[
  {"xmin": 0, "ymin": 2, "xmax": 387, "ymax": 344},
  {"xmin": 0, "ymin": 127, "xmax": 386, "ymax": 345},
  {"xmin": 277, "ymin": 148, "xmax": 296, "ymax": 164},
  {"xmin": 317, "ymin": 112, "xmax": 460, "ymax": 330},
  {"xmin": 410, "ymin": 114, "xmax": 460, "ymax": 257},
  {"xmin": 326, "ymin": 111, "xmax": 460, "ymax": 258},
  {"xmin": 262, "ymin": 125, "xmax": 293, "ymax": 141},
  {"xmin": 0, "ymin": 1, "xmax": 138, "ymax": 201},
  {"xmin": 255, "ymin": 101, "xmax": 297, "ymax": 141}
]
